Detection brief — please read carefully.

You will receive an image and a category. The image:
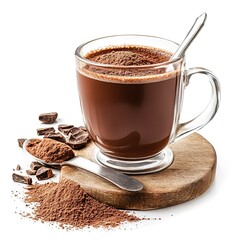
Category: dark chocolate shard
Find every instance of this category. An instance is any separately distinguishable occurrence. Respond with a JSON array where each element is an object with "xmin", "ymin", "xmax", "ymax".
[
  {"xmin": 12, "ymin": 173, "xmax": 32, "ymax": 185},
  {"xmin": 58, "ymin": 124, "xmax": 74, "ymax": 135},
  {"xmin": 44, "ymin": 132, "xmax": 66, "ymax": 143},
  {"xmin": 39, "ymin": 112, "xmax": 58, "ymax": 124},
  {"xmin": 16, "ymin": 164, "xmax": 21, "ymax": 171},
  {"xmin": 26, "ymin": 169, "xmax": 37, "ymax": 175},
  {"xmin": 66, "ymin": 127, "xmax": 90, "ymax": 150},
  {"xmin": 30, "ymin": 161, "xmax": 43, "ymax": 171},
  {"xmin": 37, "ymin": 127, "xmax": 55, "ymax": 136},
  {"xmin": 18, "ymin": 138, "xmax": 26, "ymax": 148},
  {"xmin": 36, "ymin": 167, "xmax": 53, "ymax": 180},
  {"xmin": 67, "ymin": 126, "xmax": 88, "ymax": 135}
]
